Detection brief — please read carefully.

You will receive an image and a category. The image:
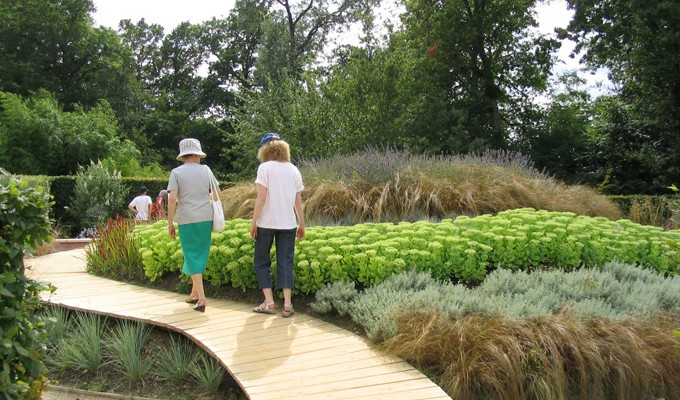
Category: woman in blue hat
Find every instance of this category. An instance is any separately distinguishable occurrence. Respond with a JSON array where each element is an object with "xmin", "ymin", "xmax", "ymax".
[{"xmin": 250, "ymin": 132, "xmax": 305, "ymax": 317}]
